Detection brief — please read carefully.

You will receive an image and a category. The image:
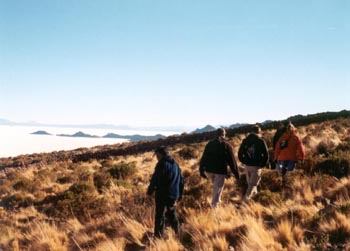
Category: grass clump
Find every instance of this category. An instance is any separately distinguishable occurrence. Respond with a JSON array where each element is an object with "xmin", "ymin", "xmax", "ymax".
[
  {"xmin": 93, "ymin": 171, "xmax": 113, "ymax": 193},
  {"xmin": 46, "ymin": 182, "xmax": 110, "ymax": 223},
  {"xmin": 253, "ymin": 190, "xmax": 283, "ymax": 206},
  {"xmin": 314, "ymin": 151, "xmax": 350, "ymax": 179},
  {"xmin": 108, "ymin": 161, "xmax": 137, "ymax": 180},
  {"xmin": 2, "ymin": 192, "xmax": 34, "ymax": 209},
  {"xmin": 177, "ymin": 146, "xmax": 199, "ymax": 160}
]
